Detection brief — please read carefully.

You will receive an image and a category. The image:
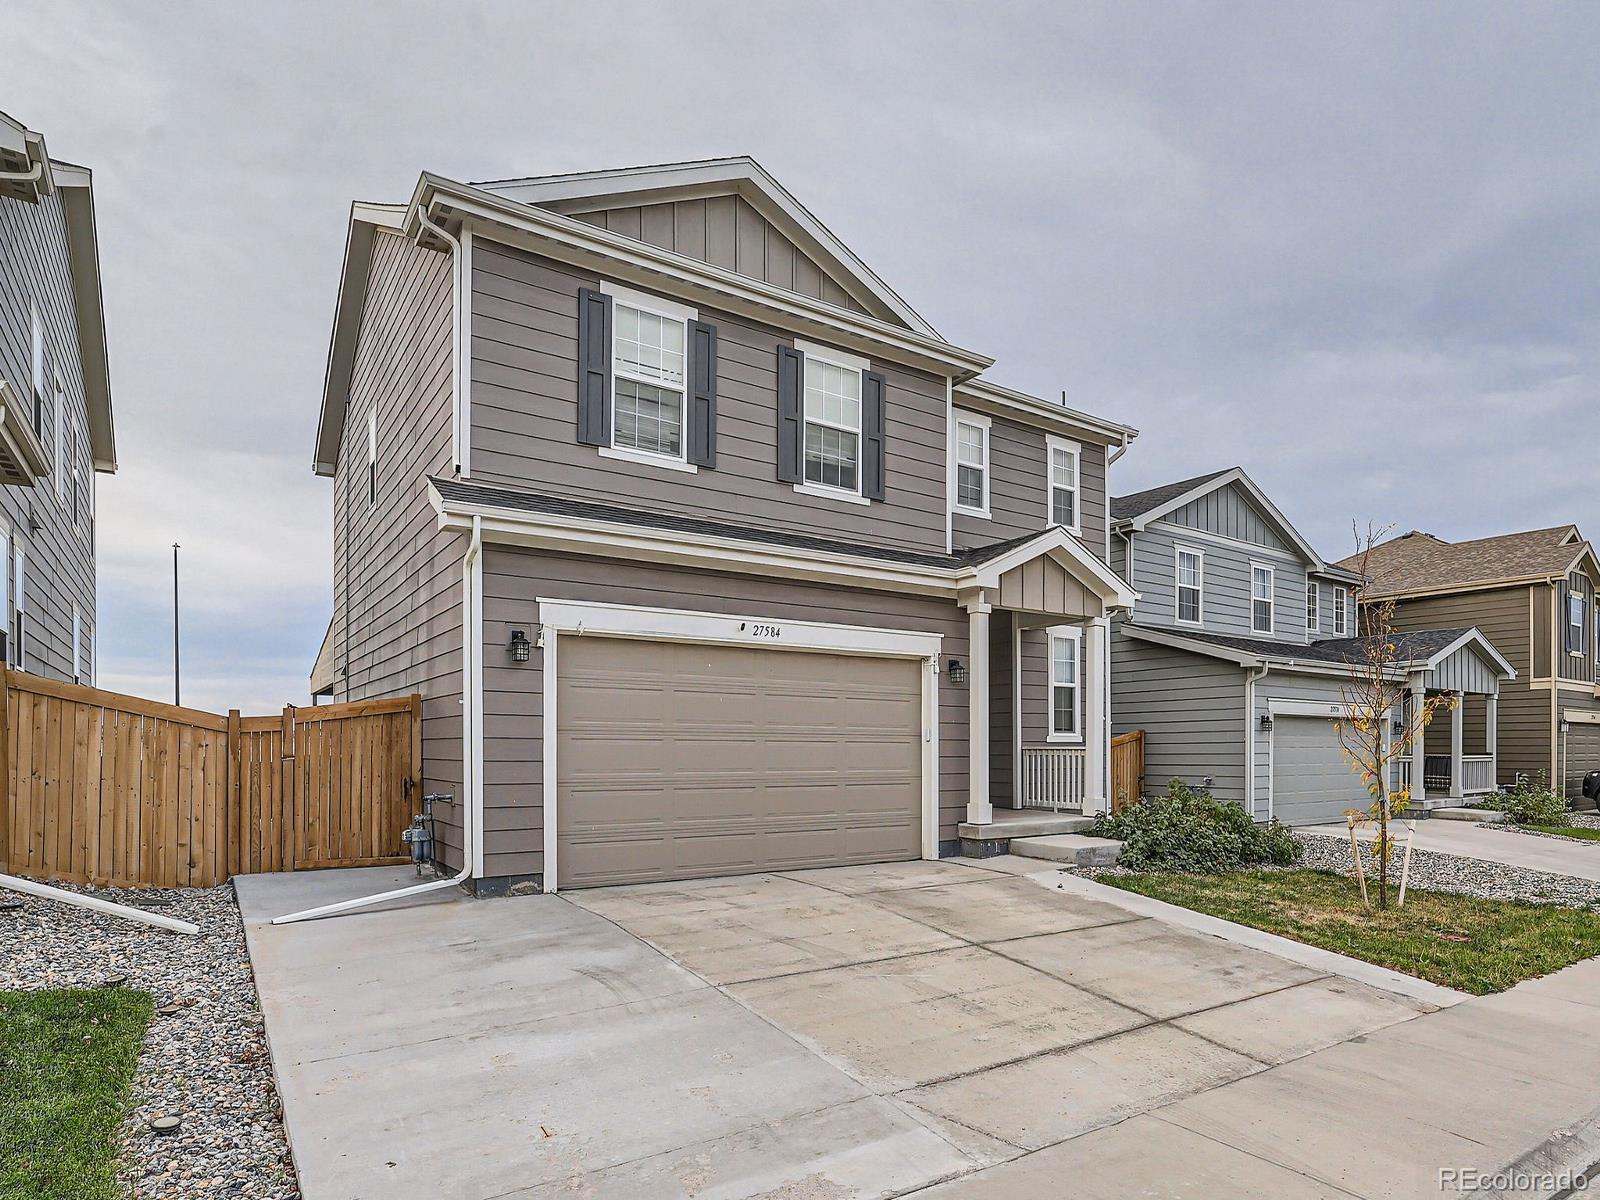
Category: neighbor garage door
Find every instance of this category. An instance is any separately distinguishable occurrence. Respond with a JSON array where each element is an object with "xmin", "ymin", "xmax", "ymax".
[
  {"xmin": 555, "ymin": 637, "xmax": 924, "ymax": 889},
  {"xmin": 1272, "ymin": 715, "xmax": 1368, "ymax": 826}
]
